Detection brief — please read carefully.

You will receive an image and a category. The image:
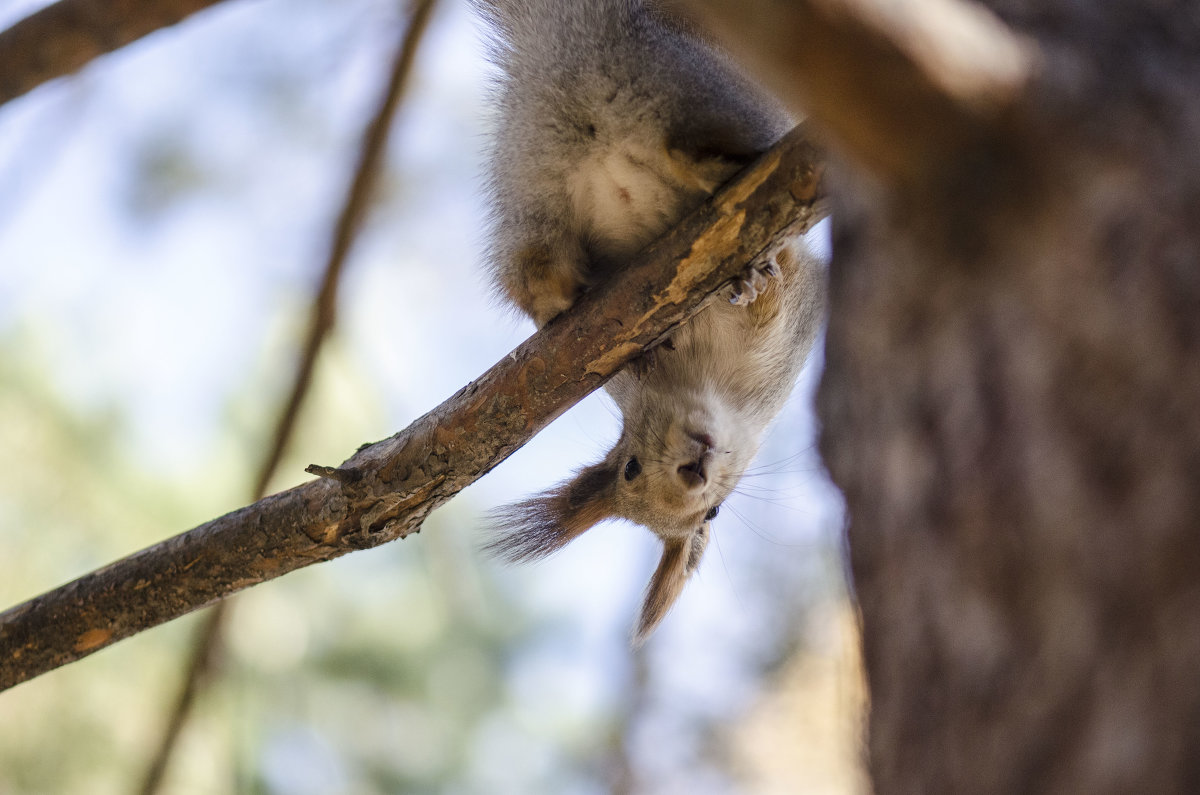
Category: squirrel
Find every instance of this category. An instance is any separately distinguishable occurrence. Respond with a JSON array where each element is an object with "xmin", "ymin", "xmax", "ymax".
[{"xmin": 474, "ymin": 0, "xmax": 826, "ymax": 645}]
